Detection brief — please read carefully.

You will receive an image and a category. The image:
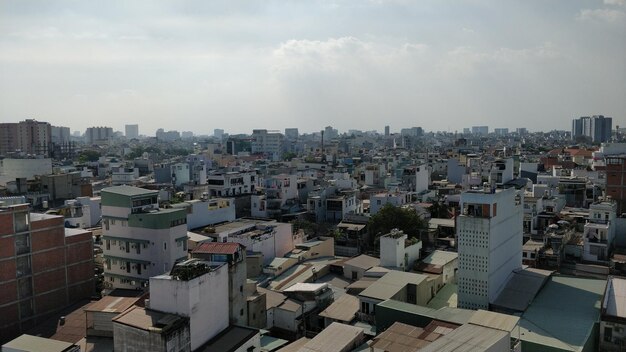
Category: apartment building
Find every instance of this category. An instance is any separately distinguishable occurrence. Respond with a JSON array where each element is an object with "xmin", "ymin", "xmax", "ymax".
[
  {"xmin": 0, "ymin": 119, "xmax": 51, "ymax": 156},
  {"xmin": 0, "ymin": 204, "xmax": 94, "ymax": 343},
  {"xmin": 101, "ymin": 186, "xmax": 188, "ymax": 291}
]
